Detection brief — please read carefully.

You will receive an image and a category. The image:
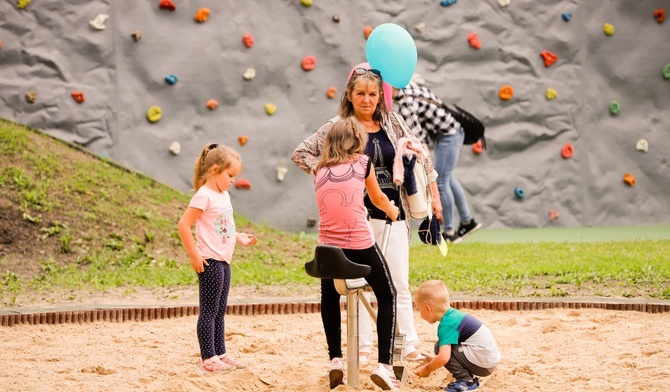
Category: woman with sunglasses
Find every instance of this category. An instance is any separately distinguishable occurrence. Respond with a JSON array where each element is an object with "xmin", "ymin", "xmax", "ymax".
[{"xmin": 292, "ymin": 64, "xmax": 442, "ymax": 389}]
